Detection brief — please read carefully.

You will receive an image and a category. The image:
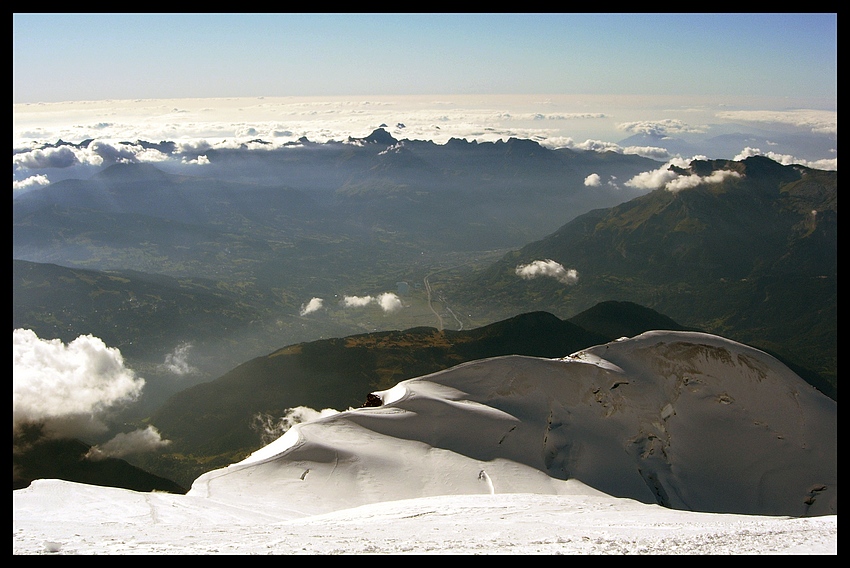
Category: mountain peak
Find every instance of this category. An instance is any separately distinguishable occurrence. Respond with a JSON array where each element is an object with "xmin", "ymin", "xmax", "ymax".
[{"xmin": 353, "ymin": 128, "xmax": 398, "ymax": 146}]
